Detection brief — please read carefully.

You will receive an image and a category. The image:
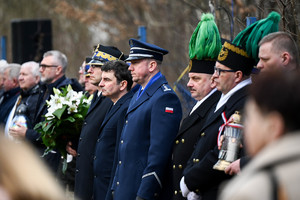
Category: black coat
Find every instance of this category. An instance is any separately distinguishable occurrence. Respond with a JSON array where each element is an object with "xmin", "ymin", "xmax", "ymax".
[
  {"xmin": 171, "ymin": 90, "xmax": 221, "ymax": 200},
  {"xmin": 93, "ymin": 91, "xmax": 134, "ymax": 200},
  {"xmin": 183, "ymin": 86, "xmax": 248, "ymax": 200},
  {"xmin": 74, "ymin": 92, "xmax": 113, "ymax": 200},
  {"xmin": 26, "ymin": 76, "xmax": 83, "ymax": 172}
]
